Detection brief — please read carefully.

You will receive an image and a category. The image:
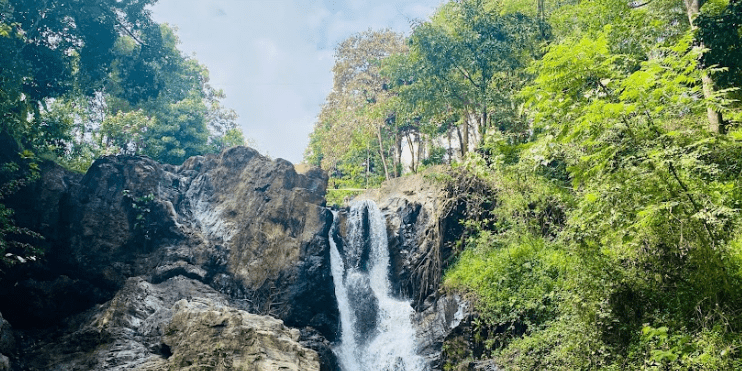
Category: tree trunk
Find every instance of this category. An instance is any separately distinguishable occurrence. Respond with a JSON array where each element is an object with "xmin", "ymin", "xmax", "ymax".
[
  {"xmin": 480, "ymin": 105, "xmax": 488, "ymax": 147},
  {"xmin": 447, "ymin": 128, "xmax": 453, "ymax": 165},
  {"xmin": 406, "ymin": 131, "xmax": 416, "ymax": 173},
  {"xmin": 462, "ymin": 117, "xmax": 469, "ymax": 156},
  {"xmin": 394, "ymin": 134, "xmax": 402, "ymax": 177},
  {"xmin": 376, "ymin": 124, "xmax": 390, "ymax": 180},
  {"xmin": 538, "ymin": 0, "xmax": 547, "ymax": 38},
  {"xmin": 685, "ymin": 0, "xmax": 725, "ymax": 133},
  {"xmin": 702, "ymin": 74, "xmax": 725, "ymax": 133},
  {"xmin": 417, "ymin": 132, "xmax": 425, "ymax": 167},
  {"xmin": 456, "ymin": 126, "xmax": 464, "ymax": 158}
]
